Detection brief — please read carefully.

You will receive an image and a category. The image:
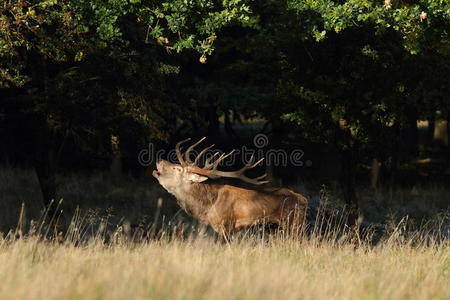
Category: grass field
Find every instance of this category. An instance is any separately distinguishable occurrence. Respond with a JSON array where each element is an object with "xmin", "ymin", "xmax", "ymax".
[
  {"xmin": 0, "ymin": 229, "xmax": 449, "ymax": 300},
  {"xmin": 0, "ymin": 167, "xmax": 449, "ymax": 299}
]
